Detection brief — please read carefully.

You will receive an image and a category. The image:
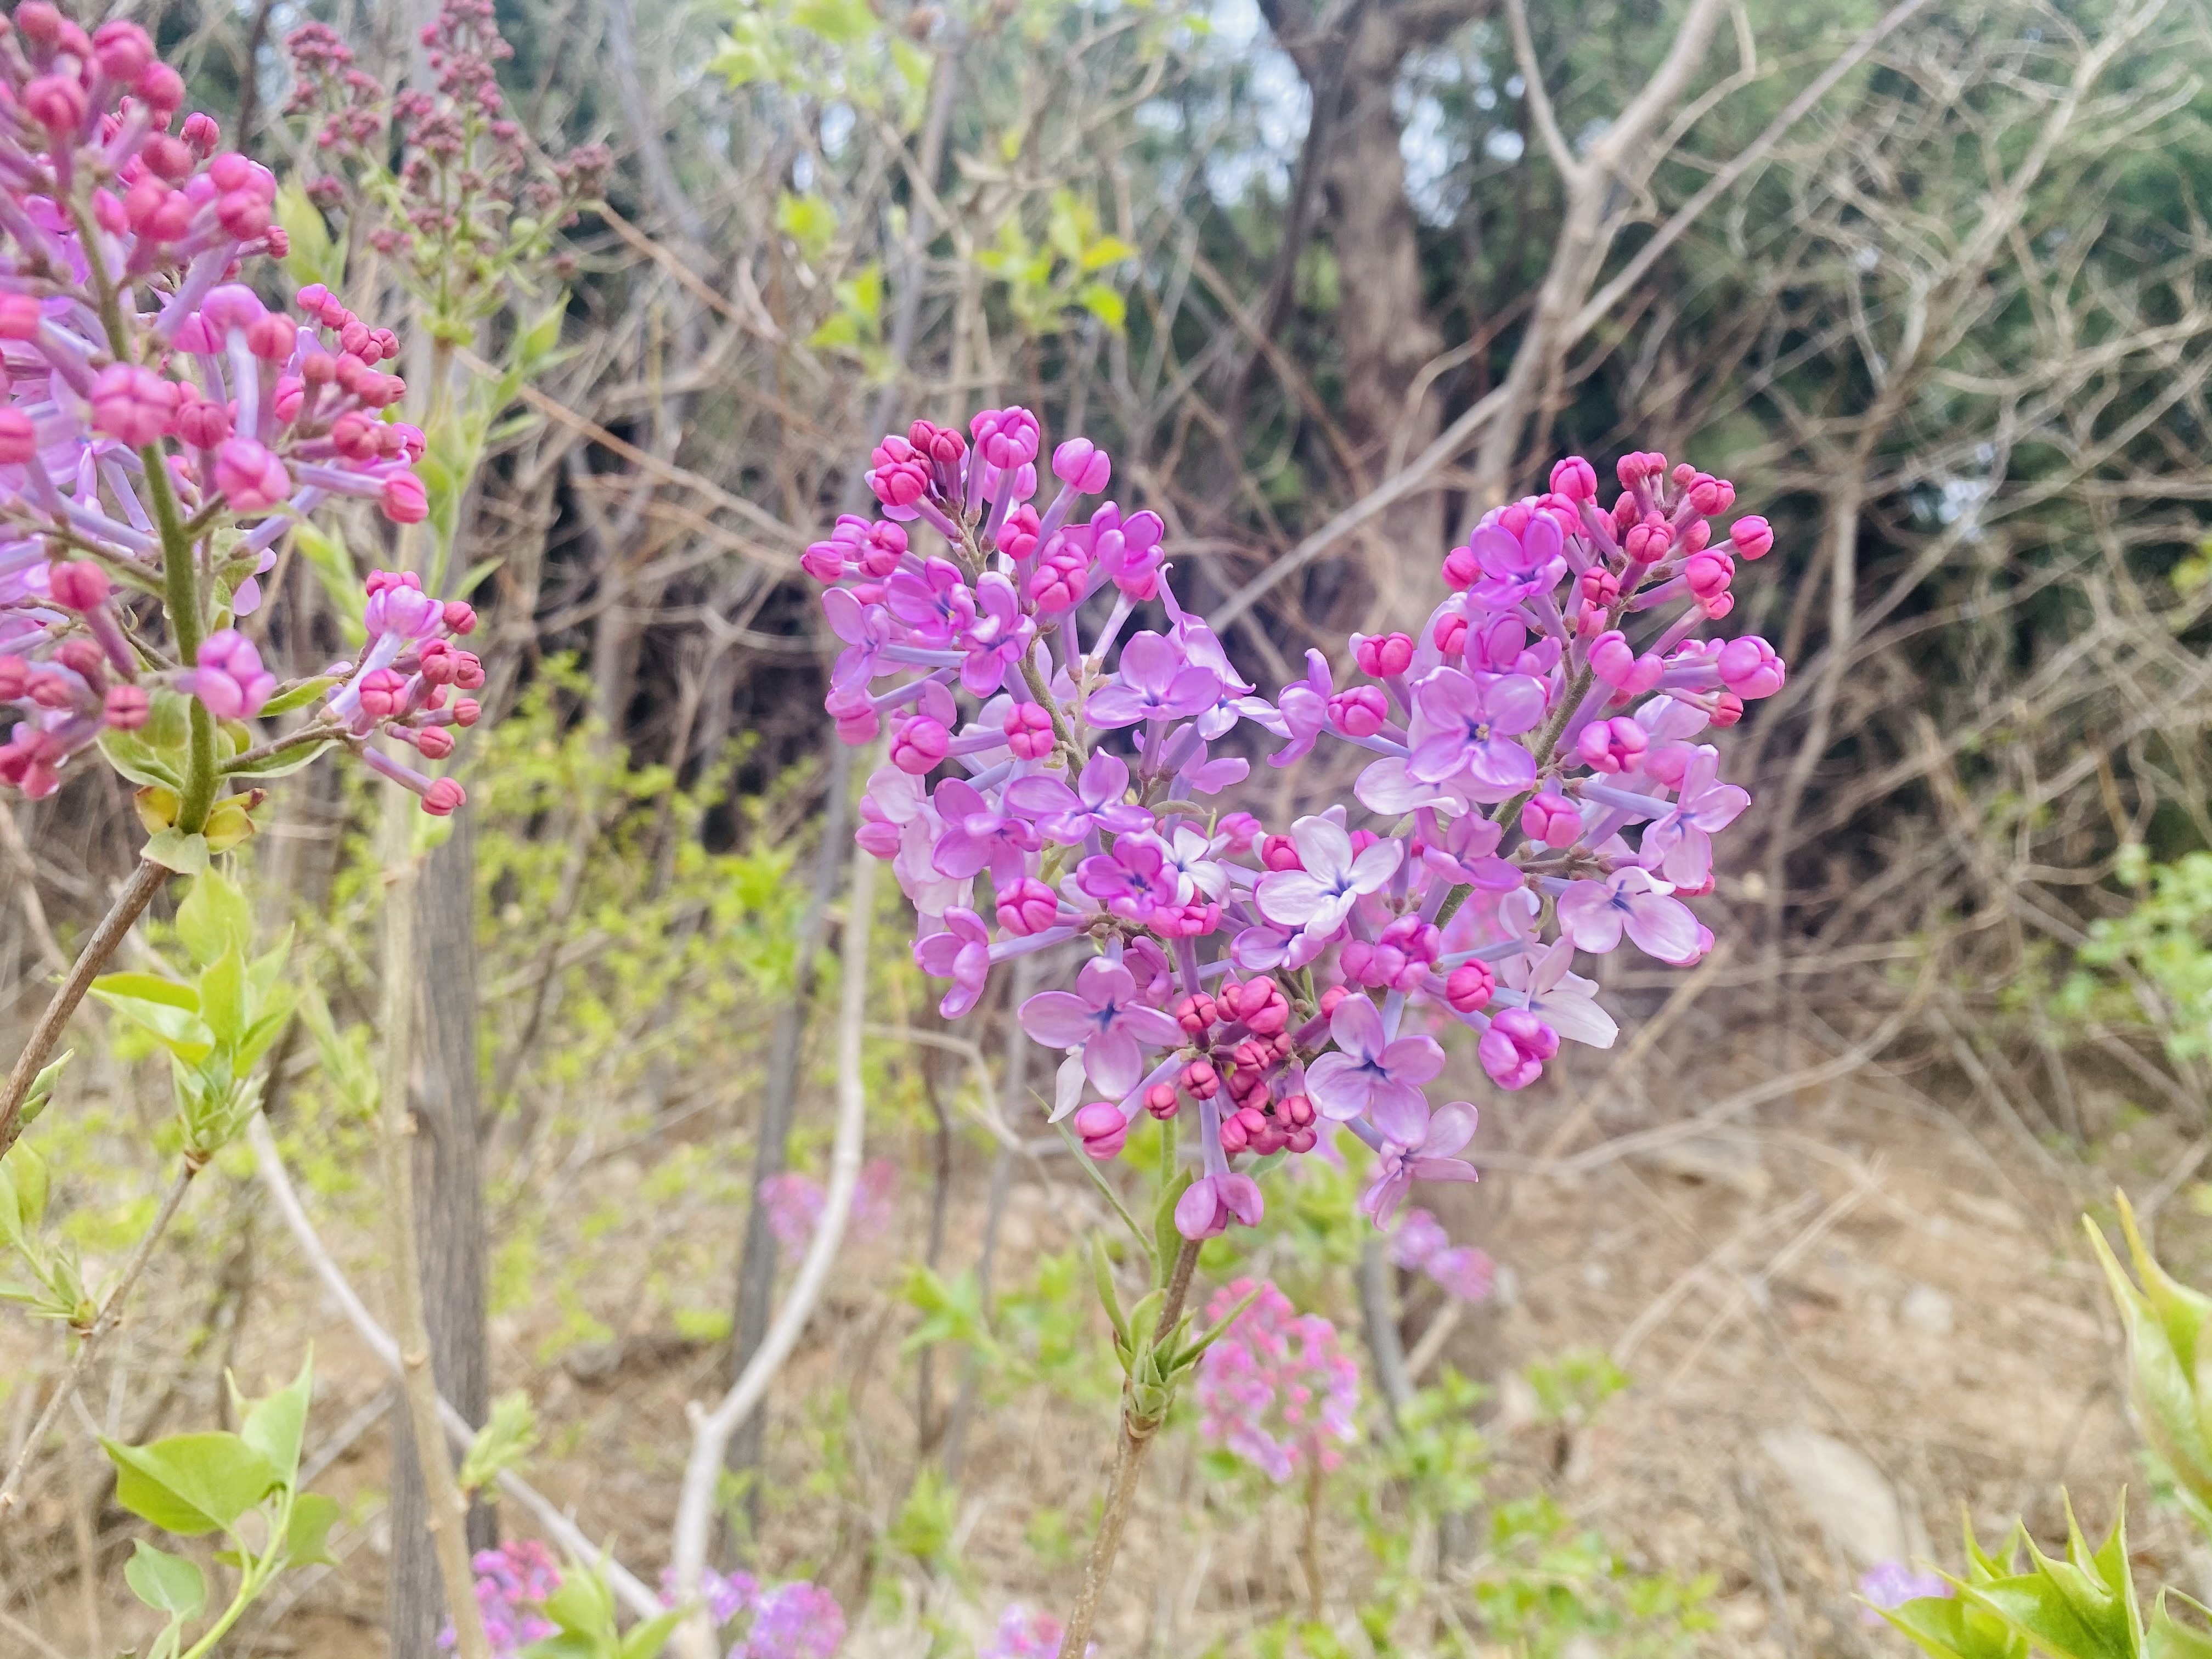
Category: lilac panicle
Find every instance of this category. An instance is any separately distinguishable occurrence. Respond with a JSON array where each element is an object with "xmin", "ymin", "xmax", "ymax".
[
  {"xmin": 811, "ymin": 408, "xmax": 1785, "ymax": 1235},
  {"xmin": 0, "ymin": 5, "xmax": 486, "ymax": 817}
]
